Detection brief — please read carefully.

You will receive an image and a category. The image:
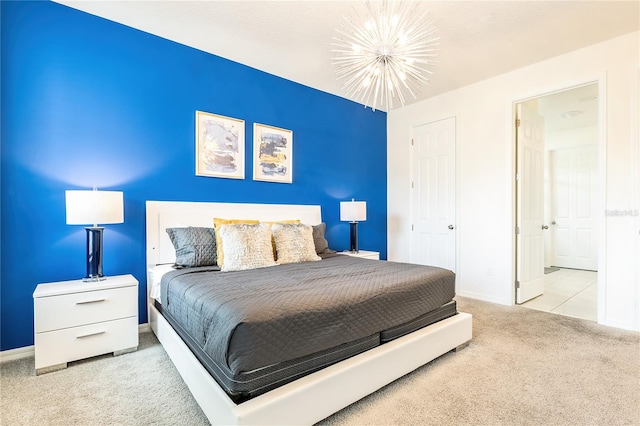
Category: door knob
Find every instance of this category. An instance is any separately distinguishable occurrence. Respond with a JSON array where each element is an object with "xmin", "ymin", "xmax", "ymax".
[
  {"xmin": 551, "ymin": 221, "xmax": 557, "ymax": 225},
  {"xmin": 542, "ymin": 225, "xmax": 549, "ymax": 230},
  {"xmin": 448, "ymin": 225, "xmax": 454, "ymax": 230}
]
